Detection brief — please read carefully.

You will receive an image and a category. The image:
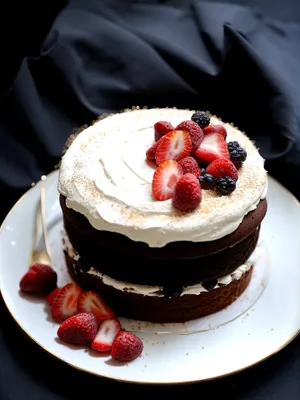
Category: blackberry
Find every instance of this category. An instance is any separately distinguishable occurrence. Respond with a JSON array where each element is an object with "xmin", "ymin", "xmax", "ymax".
[
  {"xmin": 191, "ymin": 111, "xmax": 210, "ymax": 129},
  {"xmin": 230, "ymin": 147, "xmax": 247, "ymax": 163},
  {"xmin": 198, "ymin": 173, "xmax": 215, "ymax": 190},
  {"xmin": 227, "ymin": 141, "xmax": 247, "ymax": 164},
  {"xmin": 227, "ymin": 141, "xmax": 240, "ymax": 151},
  {"xmin": 215, "ymin": 176, "xmax": 236, "ymax": 195}
]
